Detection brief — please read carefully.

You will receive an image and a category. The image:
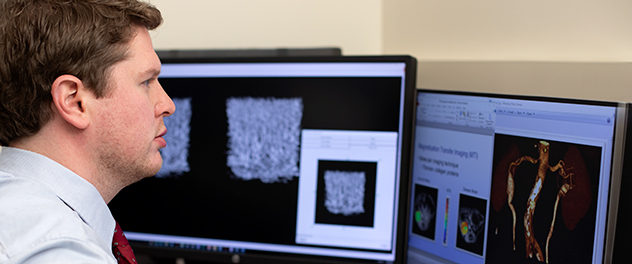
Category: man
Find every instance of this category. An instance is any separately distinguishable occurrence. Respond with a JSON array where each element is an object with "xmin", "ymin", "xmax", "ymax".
[{"xmin": 0, "ymin": 0, "xmax": 175, "ymax": 263}]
